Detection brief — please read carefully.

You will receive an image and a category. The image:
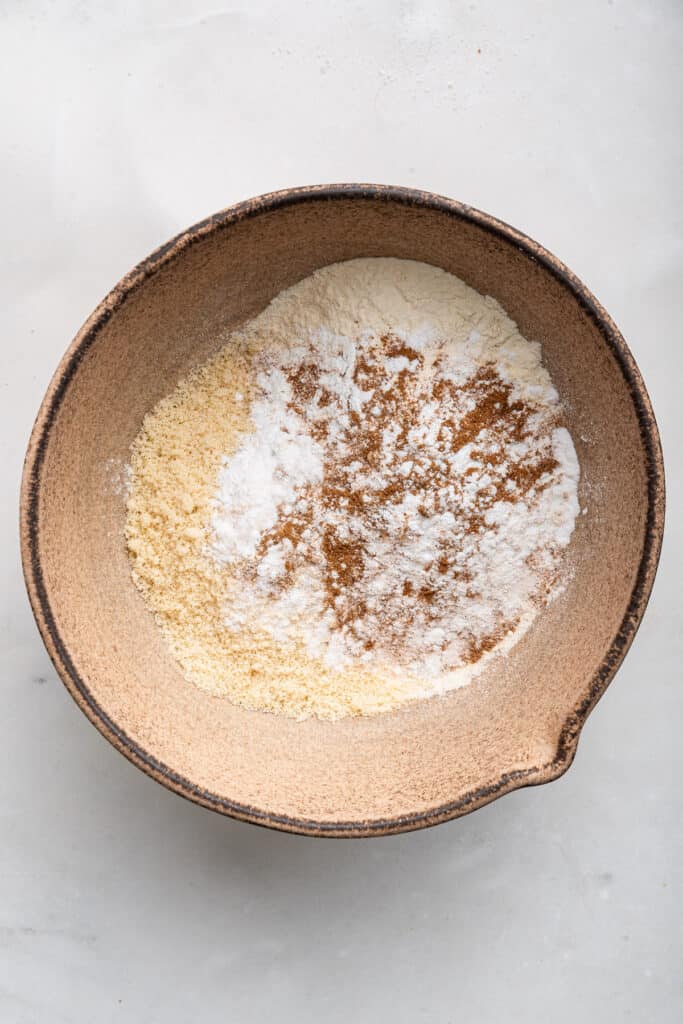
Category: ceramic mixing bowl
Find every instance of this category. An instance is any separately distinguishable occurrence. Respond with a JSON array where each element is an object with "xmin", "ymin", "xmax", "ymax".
[{"xmin": 20, "ymin": 185, "xmax": 664, "ymax": 836}]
